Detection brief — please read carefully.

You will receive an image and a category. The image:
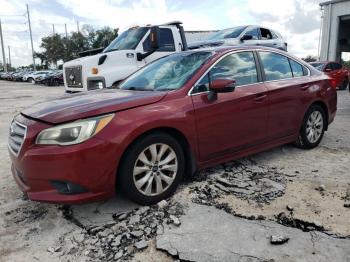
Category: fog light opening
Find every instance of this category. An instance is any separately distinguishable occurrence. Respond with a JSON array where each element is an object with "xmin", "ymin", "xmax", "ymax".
[{"xmin": 51, "ymin": 180, "xmax": 87, "ymax": 195}]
